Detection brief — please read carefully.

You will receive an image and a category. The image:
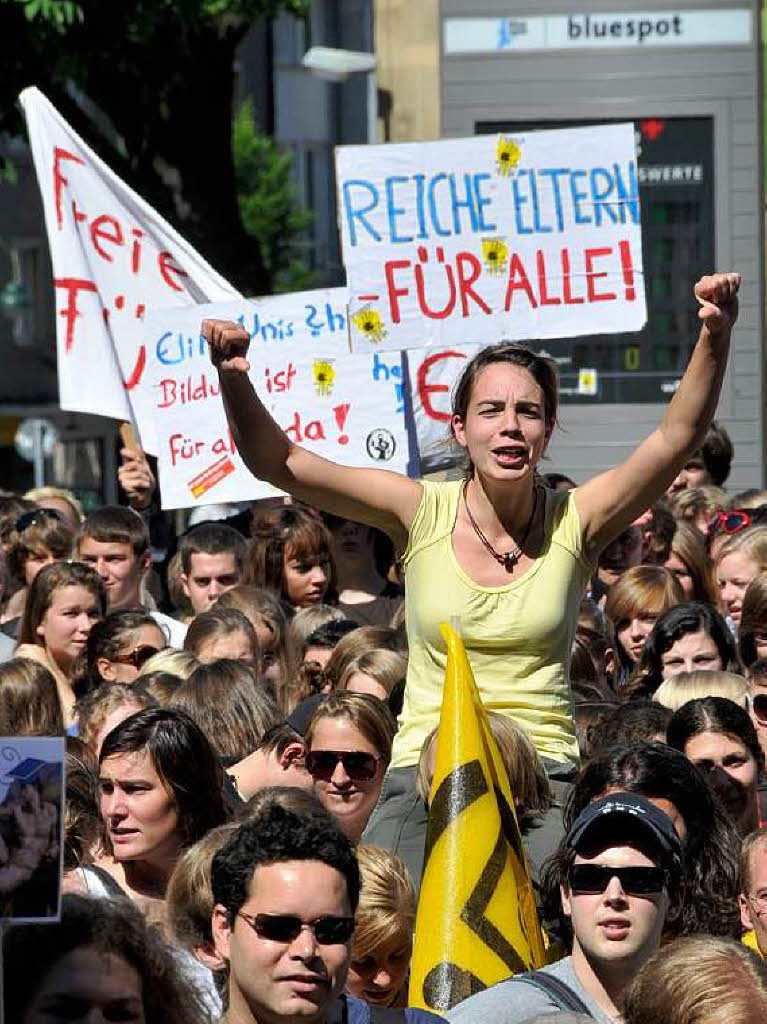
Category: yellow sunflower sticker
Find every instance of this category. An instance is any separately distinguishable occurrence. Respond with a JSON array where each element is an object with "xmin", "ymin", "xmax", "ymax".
[
  {"xmin": 481, "ymin": 237, "xmax": 509, "ymax": 276},
  {"xmin": 496, "ymin": 136, "xmax": 522, "ymax": 176},
  {"xmin": 351, "ymin": 306, "xmax": 387, "ymax": 344},
  {"xmin": 313, "ymin": 360, "xmax": 336, "ymax": 396}
]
